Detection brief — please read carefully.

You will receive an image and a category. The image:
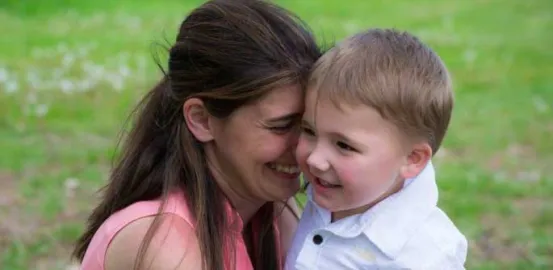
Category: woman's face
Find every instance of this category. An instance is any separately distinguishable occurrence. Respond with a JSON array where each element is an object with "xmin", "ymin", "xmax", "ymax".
[{"xmin": 207, "ymin": 84, "xmax": 304, "ymax": 203}]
